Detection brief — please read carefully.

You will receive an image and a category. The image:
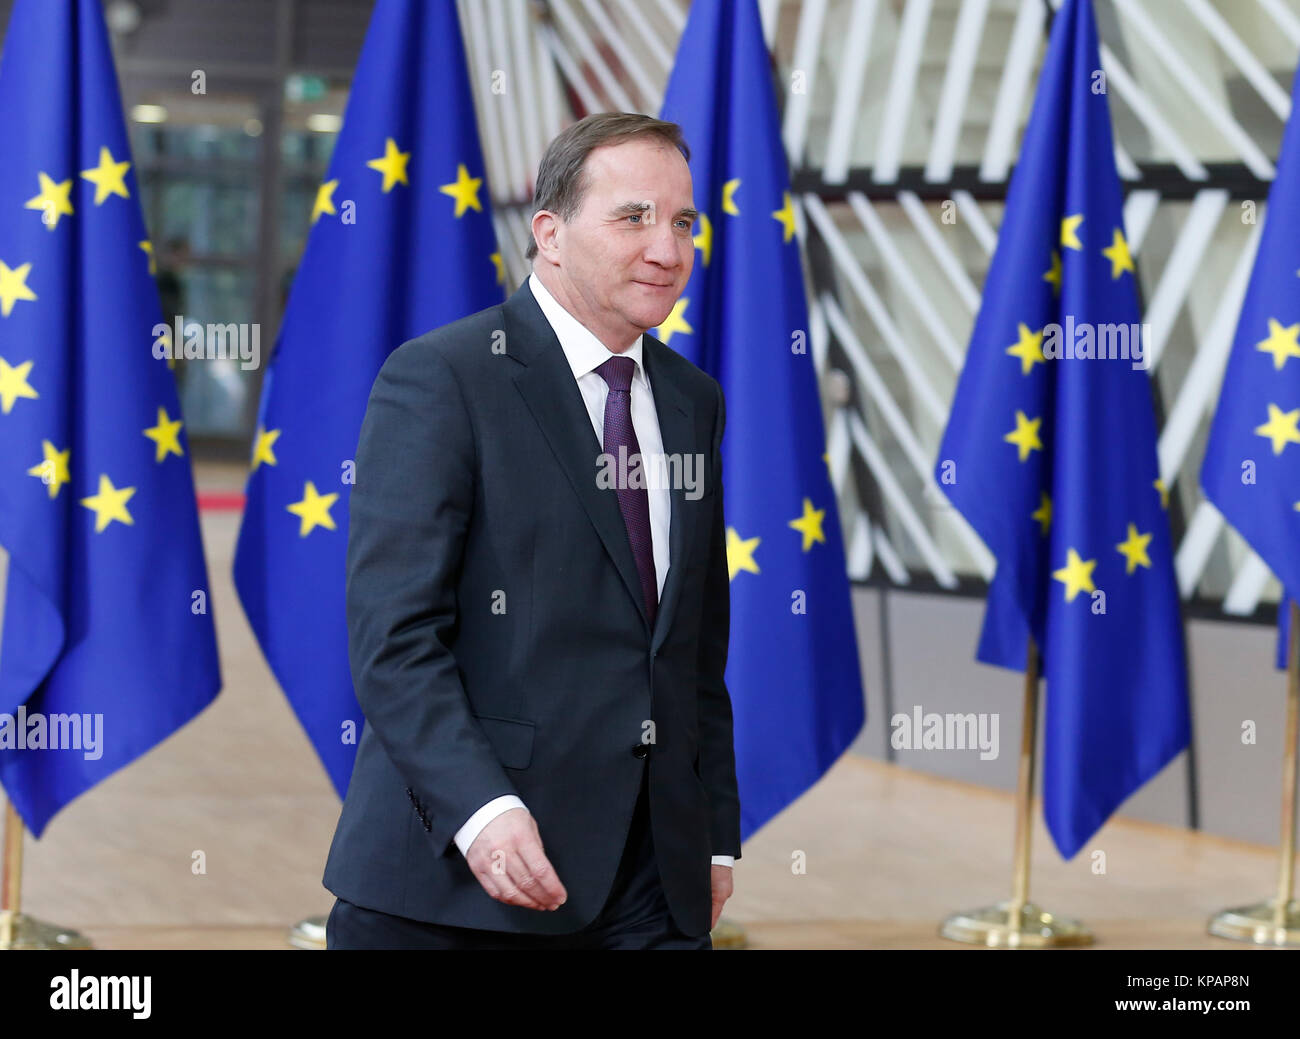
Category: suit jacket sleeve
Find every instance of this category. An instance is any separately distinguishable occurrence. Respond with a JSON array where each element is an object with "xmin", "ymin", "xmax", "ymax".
[
  {"xmin": 697, "ymin": 378, "xmax": 743, "ymax": 859},
  {"xmin": 346, "ymin": 339, "xmax": 518, "ymax": 855}
]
